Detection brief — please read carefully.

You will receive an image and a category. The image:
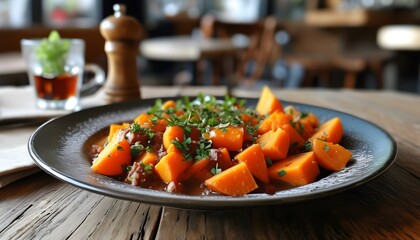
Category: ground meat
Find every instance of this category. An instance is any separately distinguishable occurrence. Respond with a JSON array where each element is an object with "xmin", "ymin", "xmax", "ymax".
[
  {"xmin": 90, "ymin": 144, "xmax": 103, "ymax": 160},
  {"xmin": 126, "ymin": 130, "xmax": 148, "ymax": 145},
  {"xmin": 125, "ymin": 162, "xmax": 155, "ymax": 187},
  {"xmin": 165, "ymin": 181, "xmax": 184, "ymax": 193},
  {"xmin": 150, "ymin": 132, "xmax": 163, "ymax": 152}
]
